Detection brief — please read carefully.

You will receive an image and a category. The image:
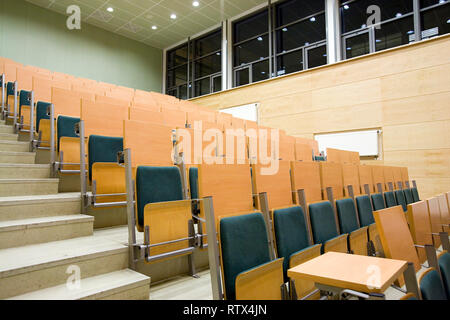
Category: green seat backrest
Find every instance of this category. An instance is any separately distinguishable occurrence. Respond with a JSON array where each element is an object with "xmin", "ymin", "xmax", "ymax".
[
  {"xmin": 404, "ymin": 188, "xmax": 414, "ymax": 205},
  {"xmin": 336, "ymin": 198, "xmax": 359, "ymax": 234},
  {"xmin": 35, "ymin": 101, "xmax": 51, "ymax": 133},
  {"xmin": 309, "ymin": 201, "xmax": 339, "ymax": 252},
  {"xmin": 189, "ymin": 167, "xmax": 198, "ymax": 200},
  {"xmin": 57, "ymin": 115, "xmax": 79, "ymax": 151},
  {"xmin": 371, "ymin": 193, "xmax": 386, "ymax": 211},
  {"xmin": 438, "ymin": 252, "xmax": 450, "ymax": 298},
  {"xmin": 420, "ymin": 269, "xmax": 447, "ymax": 300},
  {"xmin": 314, "ymin": 156, "xmax": 325, "ymax": 162},
  {"xmin": 19, "ymin": 90, "xmax": 31, "ymax": 107},
  {"xmin": 220, "ymin": 212, "xmax": 271, "ymax": 300},
  {"xmin": 6, "ymin": 82, "xmax": 14, "ymax": 98},
  {"xmin": 88, "ymin": 135, "xmax": 123, "ymax": 182},
  {"xmin": 384, "ymin": 191, "xmax": 397, "ymax": 208},
  {"xmin": 394, "ymin": 190, "xmax": 407, "ymax": 212},
  {"xmin": 355, "ymin": 195, "xmax": 375, "ymax": 227},
  {"xmin": 136, "ymin": 166, "xmax": 183, "ymax": 229},
  {"xmin": 273, "ymin": 206, "xmax": 310, "ymax": 280},
  {"xmin": 411, "ymin": 187, "xmax": 420, "ymax": 202}
]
